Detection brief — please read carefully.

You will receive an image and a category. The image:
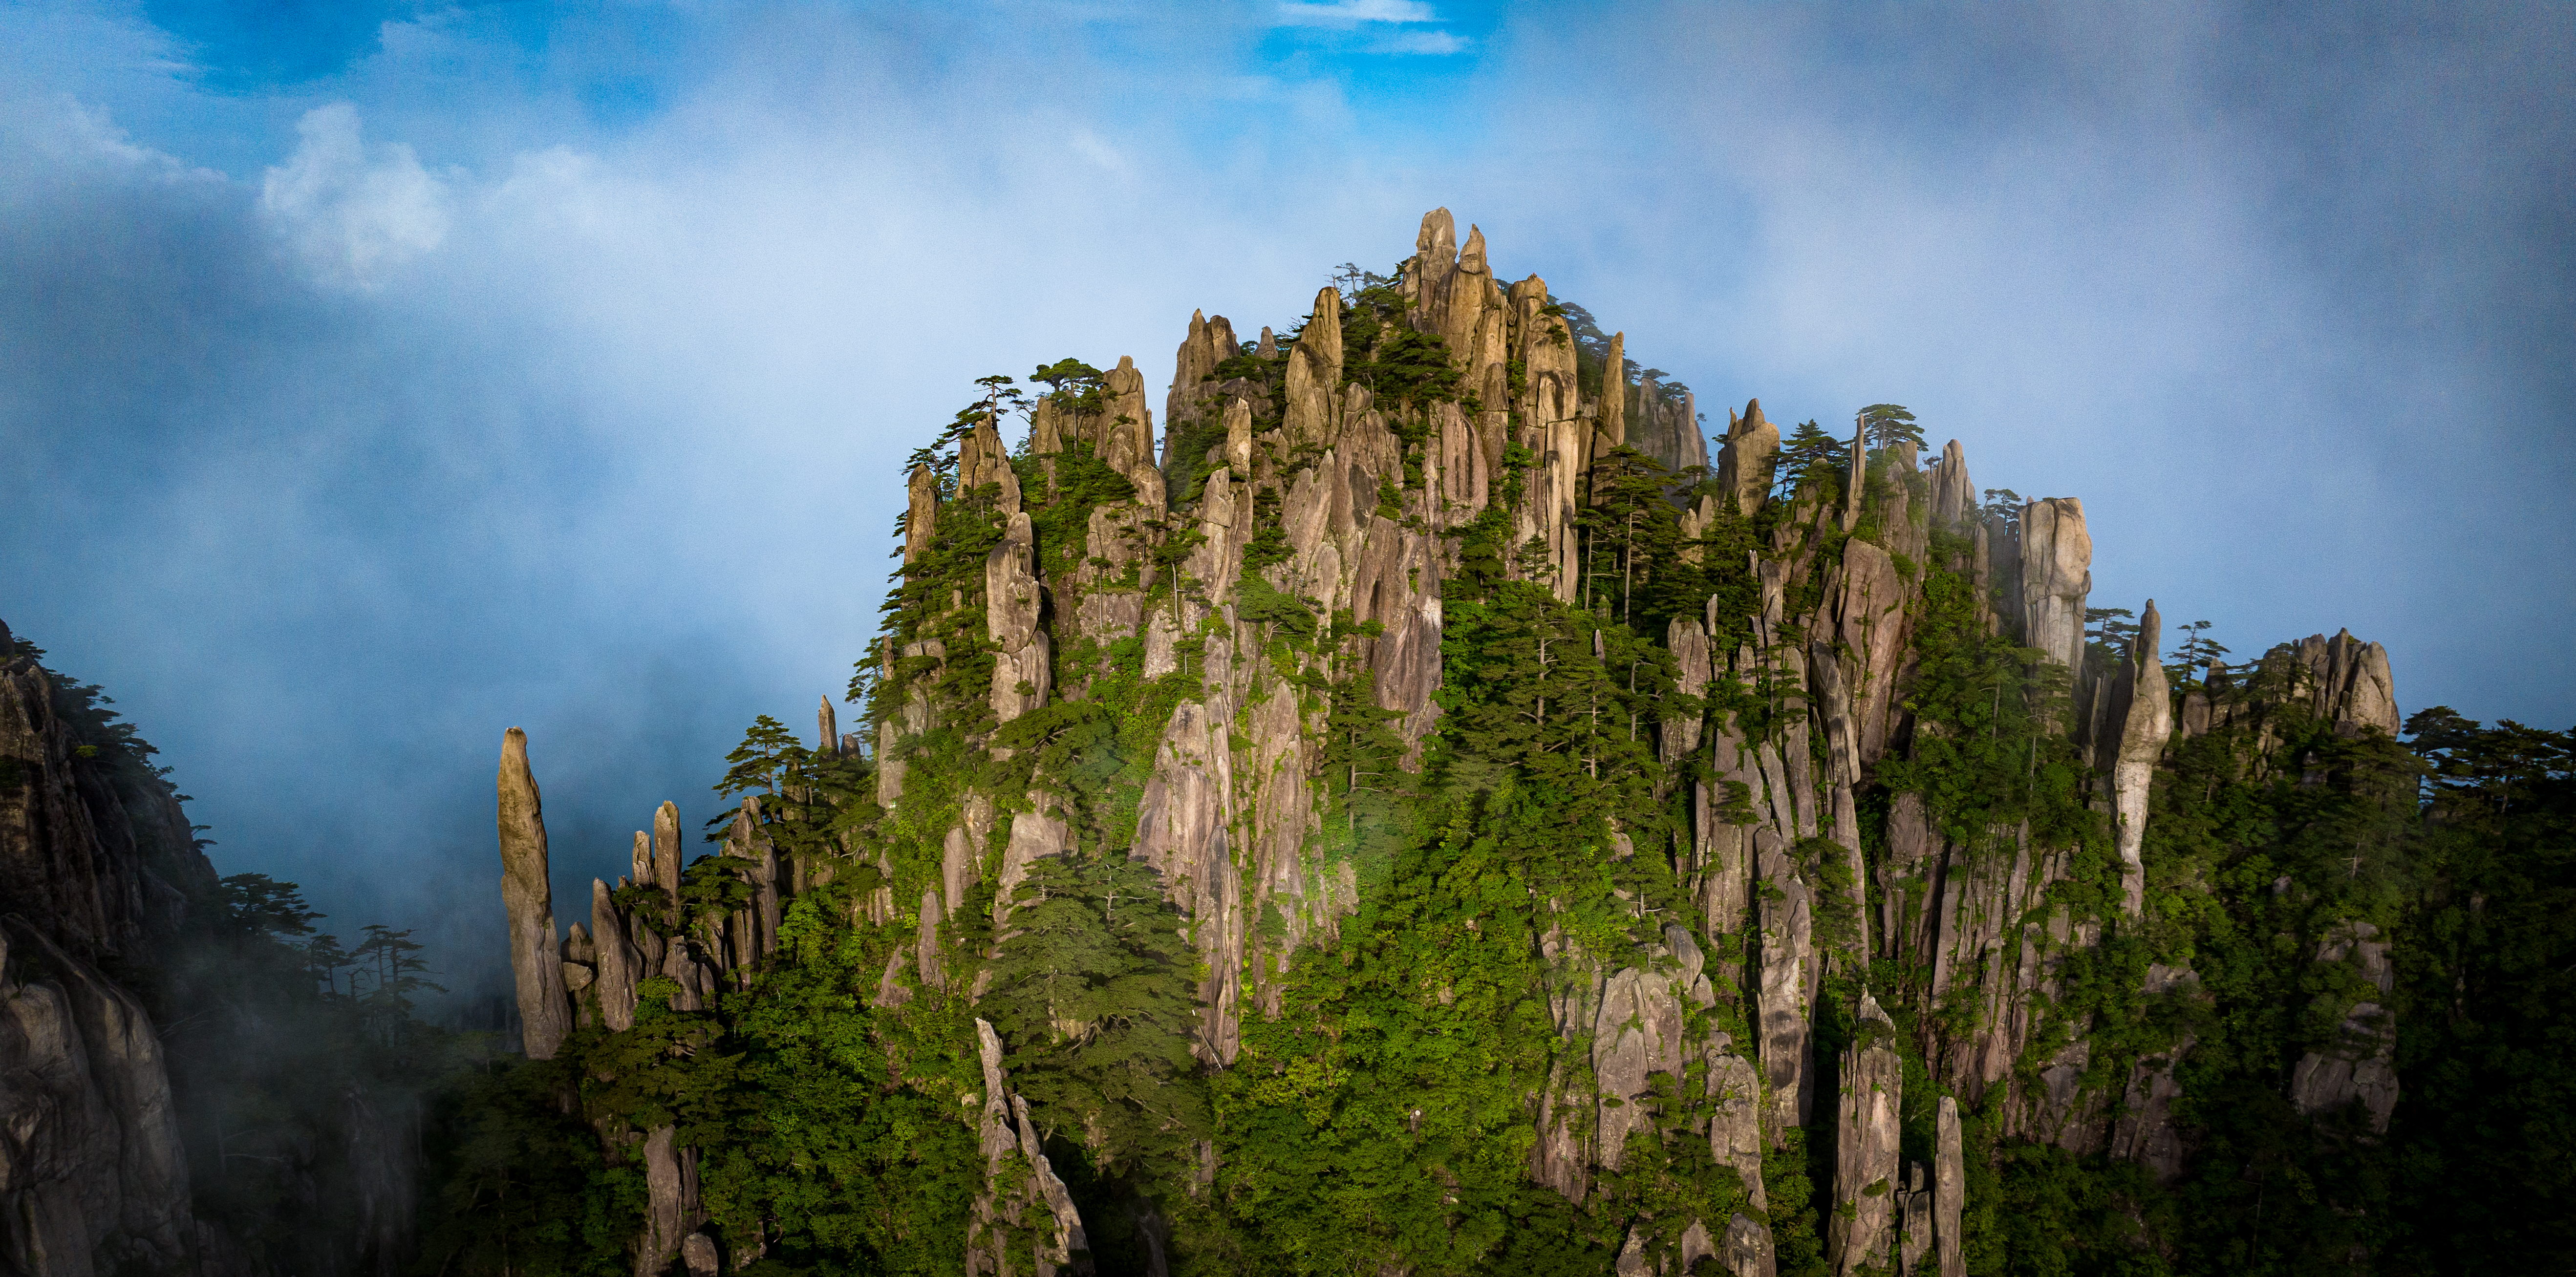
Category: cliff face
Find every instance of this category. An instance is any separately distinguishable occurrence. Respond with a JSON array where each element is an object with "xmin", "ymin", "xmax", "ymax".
[
  {"xmin": 1, "ymin": 623, "xmax": 423, "ymax": 1277},
  {"xmin": 0, "ymin": 622, "xmax": 204, "ymax": 1277},
  {"xmin": 492, "ymin": 210, "xmax": 2432, "ymax": 1275}
]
